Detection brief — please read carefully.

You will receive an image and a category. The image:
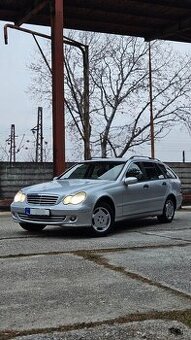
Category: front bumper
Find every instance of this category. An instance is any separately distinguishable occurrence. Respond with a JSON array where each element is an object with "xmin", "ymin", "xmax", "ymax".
[{"xmin": 11, "ymin": 201, "xmax": 92, "ymax": 228}]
